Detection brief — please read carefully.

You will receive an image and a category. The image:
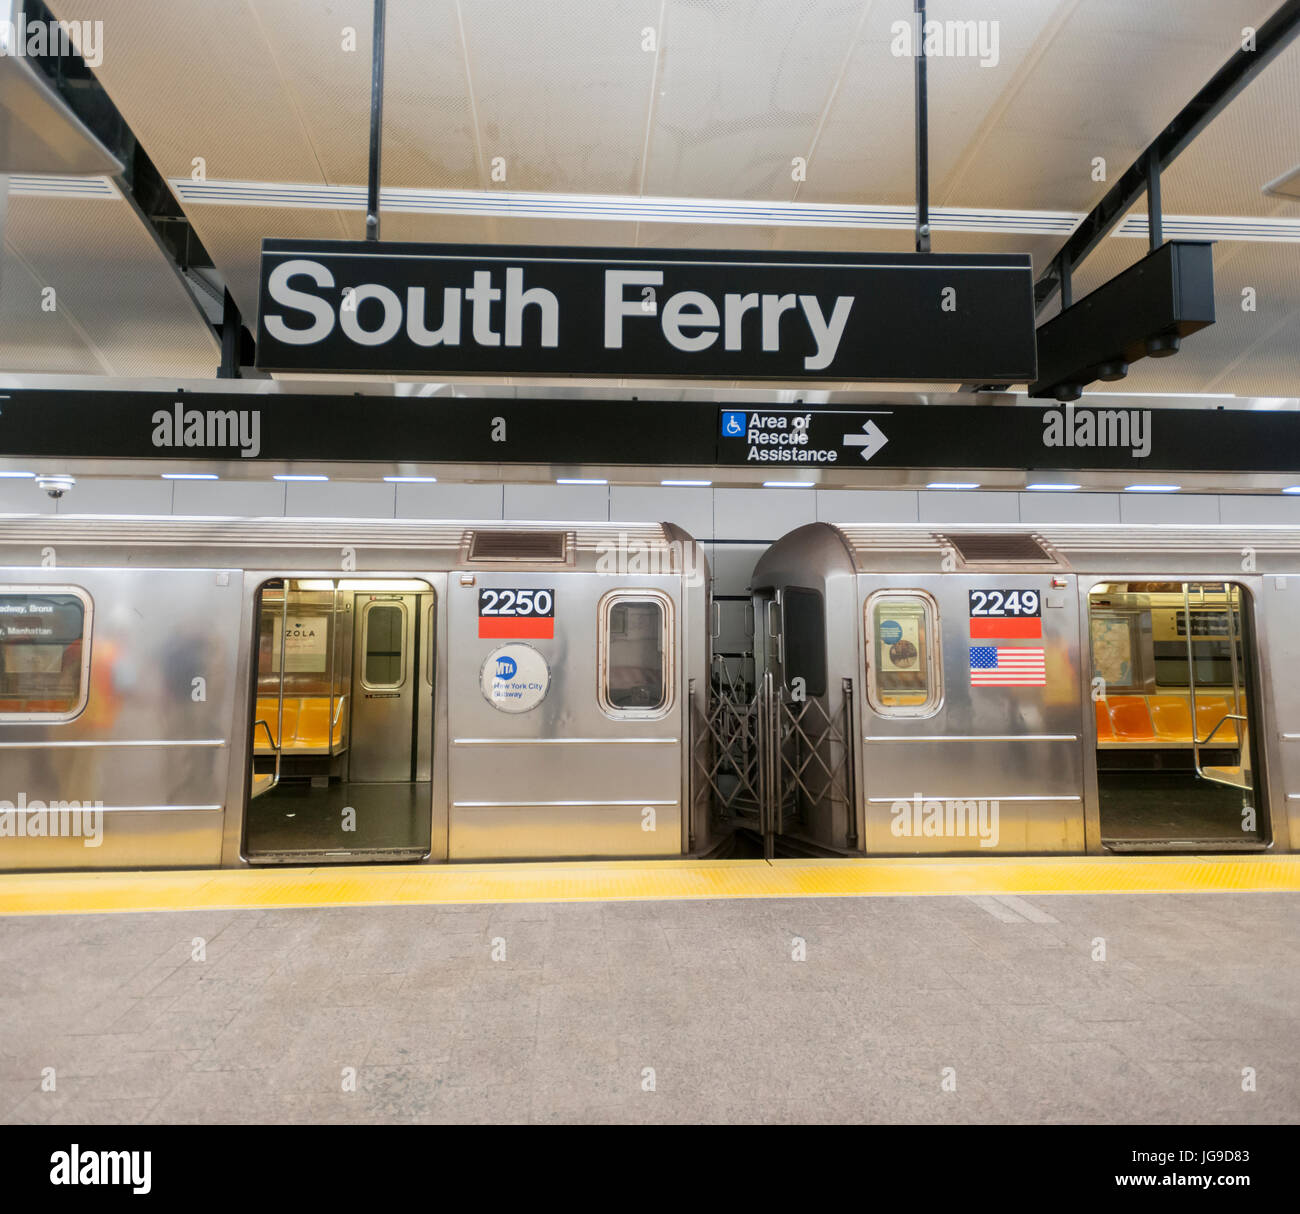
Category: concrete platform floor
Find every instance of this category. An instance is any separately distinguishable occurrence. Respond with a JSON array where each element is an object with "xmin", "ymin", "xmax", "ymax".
[{"xmin": 2, "ymin": 891, "xmax": 1297, "ymax": 1124}]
